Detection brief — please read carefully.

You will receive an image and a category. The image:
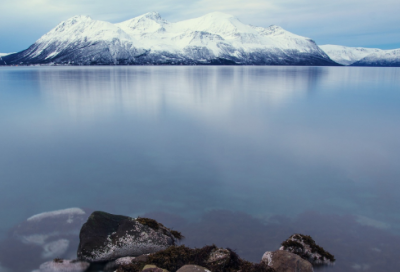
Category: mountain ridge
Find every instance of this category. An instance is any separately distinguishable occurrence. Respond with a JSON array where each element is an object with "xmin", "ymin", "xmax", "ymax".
[
  {"xmin": 2, "ymin": 12, "xmax": 338, "ymax": 66},
  {"xmin": 320, "ymin": 44, "xmax": 400, "ymax": 66}
]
